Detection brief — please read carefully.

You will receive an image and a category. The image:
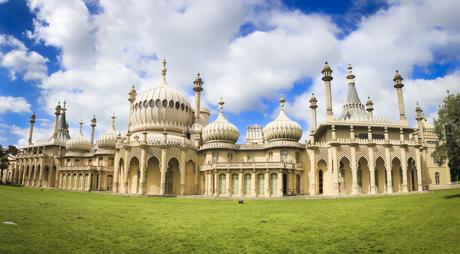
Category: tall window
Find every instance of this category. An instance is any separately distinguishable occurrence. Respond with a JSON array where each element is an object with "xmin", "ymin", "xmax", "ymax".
[
  {"xmin": 108, "ymin": 157, "xmax": 114, "ymax": 166},
  {"xmin": 212, "ymin": 152, "xmax": 219, "ymax": 163},
  {"xmin": 281, "ymin": 150, "xmax": 288, "ymax": 162},
  {"xmin": 247, "ymin": 153, "xmax": 254, "ymax": 162},
  {"xmin": 435, "ymin": 172, "xmax": 440, "ymax": 185},
  {"xmin": 295, "ymin": 152, "xmax": 300, "ymax": 163},
  {"xmin": 227, "ymin": 152, "xmax": 233, "ymax": 162},
  {"xmin": 267, "ymin": 152, "xmax": 273, "ymax": 162}
]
